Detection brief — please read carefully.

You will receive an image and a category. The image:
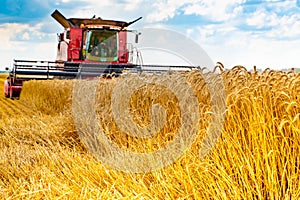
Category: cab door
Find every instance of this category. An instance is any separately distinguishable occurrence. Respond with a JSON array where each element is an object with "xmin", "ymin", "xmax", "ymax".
[{"xmin": 68, "ymin": 27, "xmax": 82, "ymax": 61}]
